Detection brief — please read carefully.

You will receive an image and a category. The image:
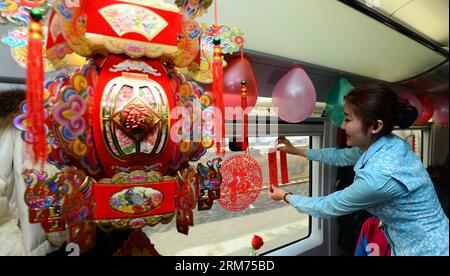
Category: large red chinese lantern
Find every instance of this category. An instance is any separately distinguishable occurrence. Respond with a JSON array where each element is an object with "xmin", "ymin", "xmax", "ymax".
[{"xmin": 12, "ymin": 0, "xmax": 246, "ymax": 254}]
